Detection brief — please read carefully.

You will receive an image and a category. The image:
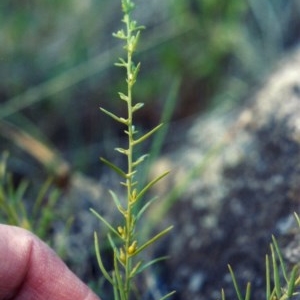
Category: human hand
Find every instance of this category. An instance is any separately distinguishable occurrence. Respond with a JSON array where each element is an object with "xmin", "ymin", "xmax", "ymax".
[{"xmin": 0, "ymin": 224, "xmax": 100, "ymax": 300}]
